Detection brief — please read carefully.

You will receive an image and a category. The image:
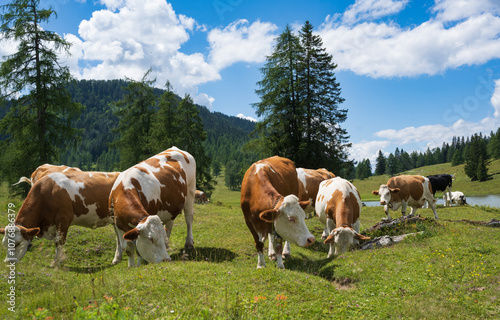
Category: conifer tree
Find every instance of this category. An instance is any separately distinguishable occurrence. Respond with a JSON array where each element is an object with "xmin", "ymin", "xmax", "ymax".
[
  {"xmin": 0, "ymin": 0, "xmax": 81, "ymax": 187},
  {"xmin": 375, "ymin": 150, "xmax": 386, "ymax": 175},
  {"xmin": 150, "ymin": 81, "xmax": 179, "ymax": 151},
  {"xmin": 112, "ymin": 70, "xmax": 156, "ymax": 169}
]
